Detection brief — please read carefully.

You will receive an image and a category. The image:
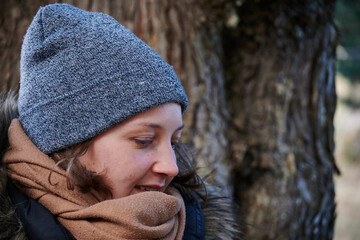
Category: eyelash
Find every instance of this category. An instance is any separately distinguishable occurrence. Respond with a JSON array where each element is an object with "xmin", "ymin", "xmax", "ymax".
[
  {"xmin": 134, "ymin": 139, "xmax": 152, "ymax": 147},
  {"xmin": 134, "ymin": 139, "xmax": 180, "ymax": 149}
]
